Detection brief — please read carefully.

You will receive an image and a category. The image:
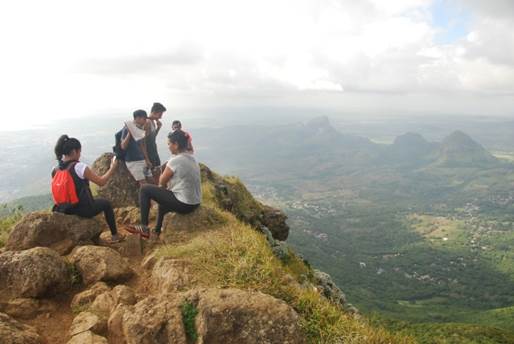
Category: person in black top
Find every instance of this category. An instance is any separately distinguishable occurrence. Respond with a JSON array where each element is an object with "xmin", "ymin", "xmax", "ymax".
[
  {"xmin": 53, "ymin": 135, "xmax": 123, "ymax": 243},
  {"xmin": 145, "ymin": 102, "xmax": 166, "ymax": 183}
]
